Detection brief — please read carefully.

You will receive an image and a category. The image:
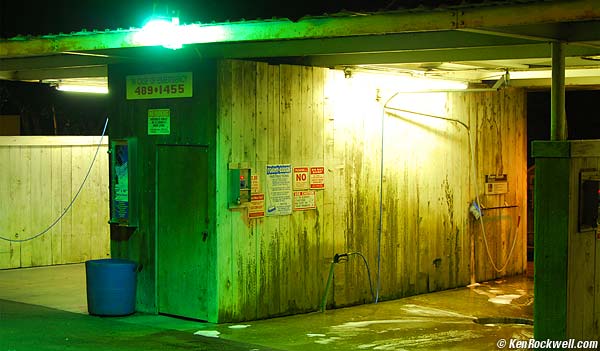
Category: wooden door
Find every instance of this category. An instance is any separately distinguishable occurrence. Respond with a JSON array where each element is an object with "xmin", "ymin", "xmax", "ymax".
[{"xmin": 157, "ymin": 145, "xmax": 210, "ymax": 320}]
